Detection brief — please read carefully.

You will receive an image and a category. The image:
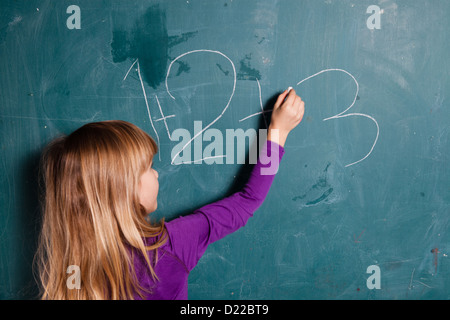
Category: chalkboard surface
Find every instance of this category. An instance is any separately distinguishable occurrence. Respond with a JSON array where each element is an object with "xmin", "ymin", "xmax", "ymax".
[{"xmin": 1, "ymin": 0, "xmax": 449, "ymax": 300}]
